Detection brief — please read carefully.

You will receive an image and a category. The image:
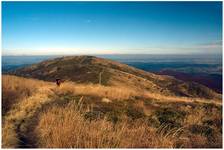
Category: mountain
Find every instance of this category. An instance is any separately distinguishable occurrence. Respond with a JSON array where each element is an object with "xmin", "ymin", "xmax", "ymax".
[{"xmin": 10, "ymin": 55, "xmax": 220, "ymax": 99}]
